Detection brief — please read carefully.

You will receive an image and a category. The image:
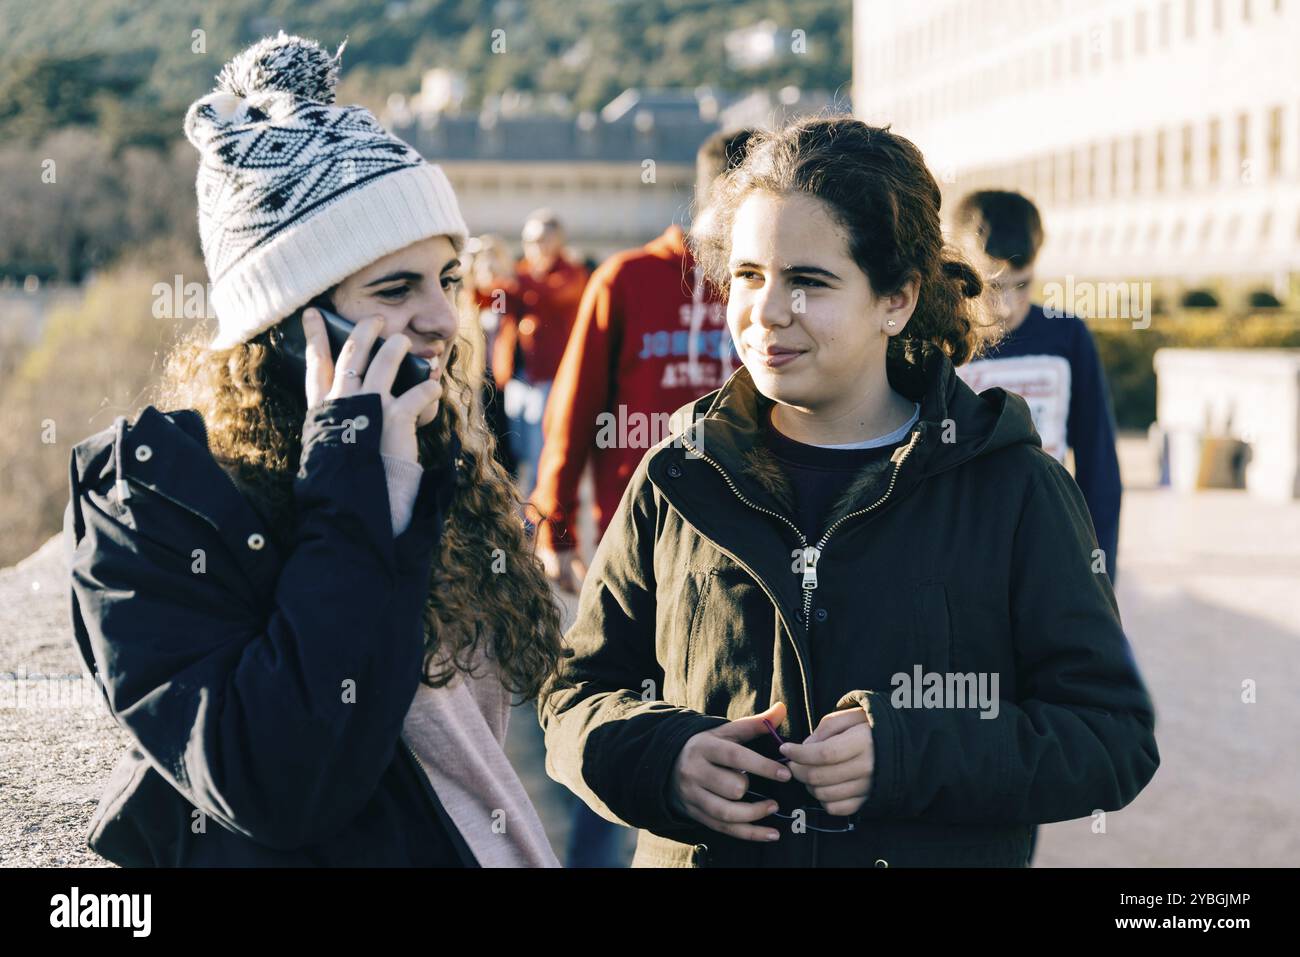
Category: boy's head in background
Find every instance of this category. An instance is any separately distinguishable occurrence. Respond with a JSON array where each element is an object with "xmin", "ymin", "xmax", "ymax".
[
  {"xmin": 953, "ymin": 190, "xmax": 1044, "ymax": 336},
  {"xmin": 691, "ymin": 127, "xmax": 756, "ymax": 236},
  {"xmin": 696, "ymin": 127, "xmax": 757, "ymax": 204}
]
